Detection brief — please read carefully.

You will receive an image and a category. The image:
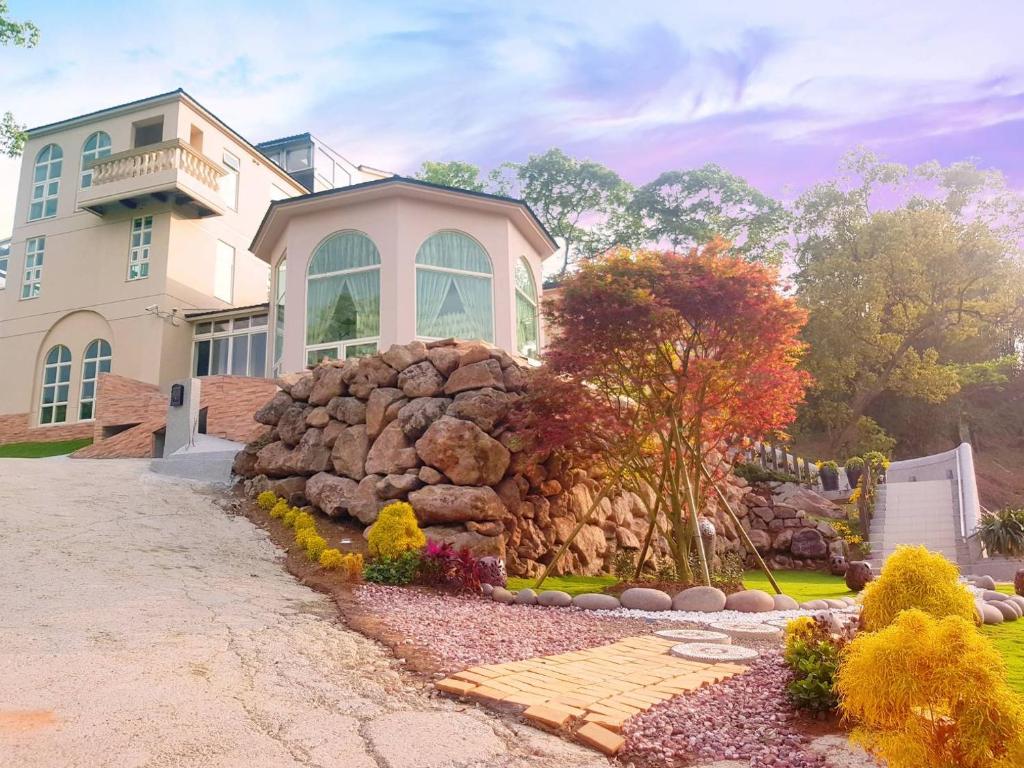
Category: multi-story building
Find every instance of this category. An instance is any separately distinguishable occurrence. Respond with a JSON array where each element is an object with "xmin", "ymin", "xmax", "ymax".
[
  {"xmin": 0, "ymin": 89, "xmax": 316, "ymax": 442},
  {"xmin": 256, "ymin": 133, "xmax": 390, "ymax": 193}
]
